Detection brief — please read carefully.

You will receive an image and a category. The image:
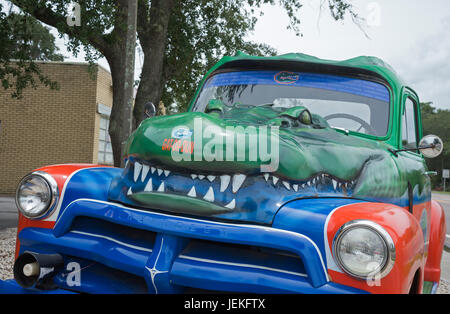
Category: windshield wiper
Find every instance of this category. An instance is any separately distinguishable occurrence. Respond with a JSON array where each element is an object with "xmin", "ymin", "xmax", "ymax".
[{"xmin": 332, "ymin": 126, "xmax": 350, "ymax": 135}]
